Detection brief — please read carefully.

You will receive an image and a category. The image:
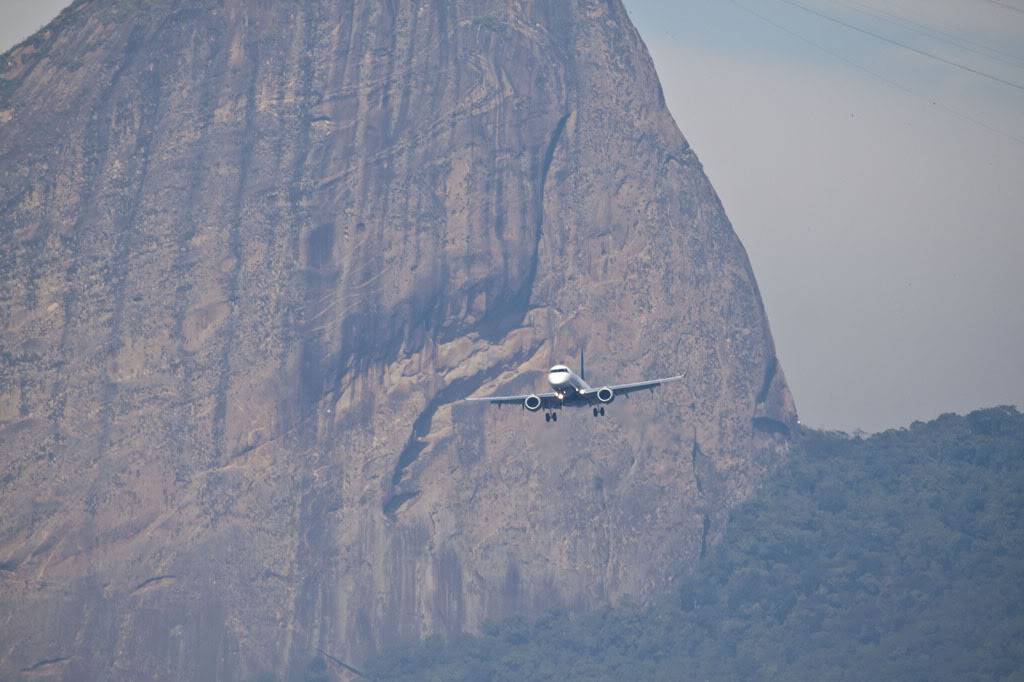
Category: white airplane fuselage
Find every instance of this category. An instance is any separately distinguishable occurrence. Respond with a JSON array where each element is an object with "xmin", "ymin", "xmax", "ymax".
[
  {"xmin": 547, "ymin": 364, "xmax": 590, "ymax": 400},
  {"xmin": 465, "ymin": 356, "xmax": 682, "ymax": 418}
]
